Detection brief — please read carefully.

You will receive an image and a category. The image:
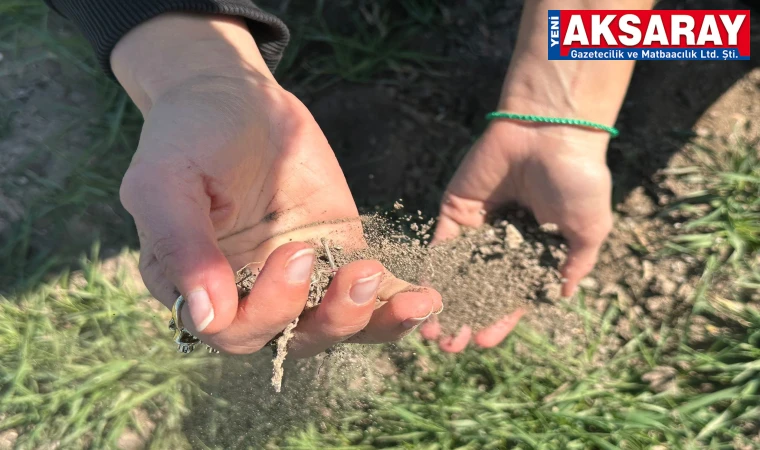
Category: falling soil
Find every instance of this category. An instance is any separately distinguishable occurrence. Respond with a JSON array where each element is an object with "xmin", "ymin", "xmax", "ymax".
[{"xmin": 234, "ymin": 239, "xmax": 346, "ymax": 392}]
